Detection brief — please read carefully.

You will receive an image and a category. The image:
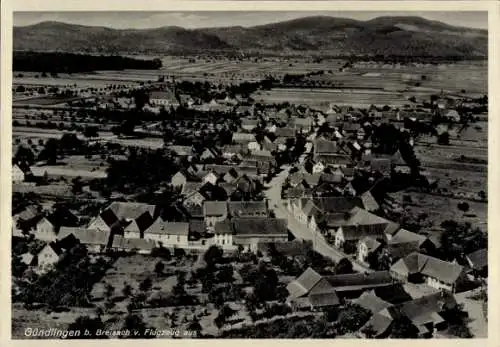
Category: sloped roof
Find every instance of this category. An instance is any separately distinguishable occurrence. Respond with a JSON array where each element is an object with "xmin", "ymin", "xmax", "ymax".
[
  {"xmin": 314, "ymin": 139, "xmax": 339, "ymax": 154},
  {"xmin": 355, "ymin": 290, "xmax": 392, "ymax": 314},
  {"xmin": 203, "ymin": 201, "xmax": 228, "ymax": 217},
  {"xmin": 232, "ymin": 217, "xmax": 288, "ymax": 237},
  {"xmin": 308, "ymin": 292, "xmax": 340, "ymax": 308},
  {"xmin": 466, "ymin": 248, "xmax": 487, "ymax": 270},
  {"xmin": 123, "ymin": 212, "xmax": 155, "ymax": 233},
  {"xmin": 340, "ymin": 224, "xmax": 389, "ymax": 241},
  {"xmin": 144, "ymin": 218, "xmax": 169, "ymax": 235},
  {"xmin": 112, "ymin": 235, "xmax": 155, "ymax": 251},
  {"xmin": 58, "ymin": 227, "xmax": 110, "ymax": 246},
  {"xmin": 108, "ymin": 202, "xmax": 156, "ymax": 221},
  {"xmin": 228, "ymin": 201, "xmax": 267, "ymax": 217},
  {"xmin": 287, "ymin": 267, "xmax": 322, "ymax": 298},
  {"xmin": 359, "ymin": 191, "xmax": 380, "ymax": 211},
  {"xmin": 360, "ymin": 236, "xmax": 382, "ymax": 252},
  {"xmin": 274, "ymin": 127, "xmax": 296, "ymax": 138},
  {"xmin": 390, "ymin": 229, "xmax": 428, "ymax": 246},
  {"xmin": 391, "ymin": 252, "xmax": 464, "ymax": 285},
  {"xmin": 325, "ymin": 271, "xmax": 393, "ymax": 292},
  {"xmin": 15, "ymin": 205, "xmax": 41, "ymax": 221},
  {"xmin": 165, "ymin": 222, "xmax": 189, "ymax": 235},
  {"xmin": 232, "ymin": 133, "xmax": 256, "ymax": 142},
  {"xmin": 181, "ymin": 181, "xmax": 204, "ymax": 196}
]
